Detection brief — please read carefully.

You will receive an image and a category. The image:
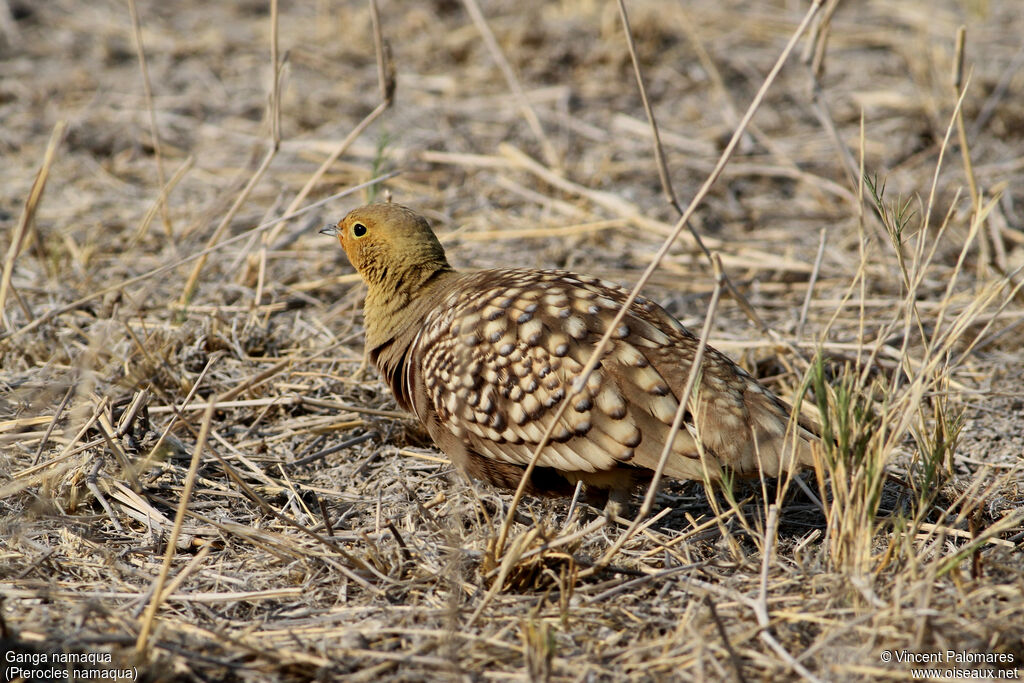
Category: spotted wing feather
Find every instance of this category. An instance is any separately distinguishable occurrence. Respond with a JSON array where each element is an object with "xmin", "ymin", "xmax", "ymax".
[{"xmin": 402, "ymin": 269, "xmax": 814, "ymax": 486}]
